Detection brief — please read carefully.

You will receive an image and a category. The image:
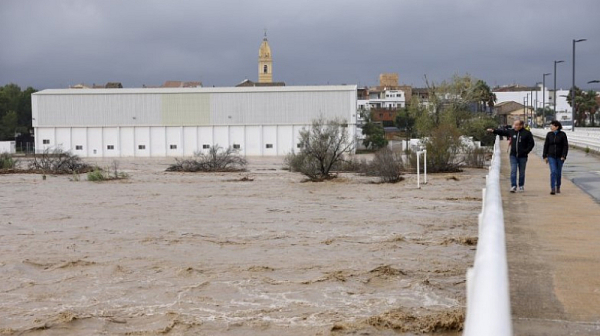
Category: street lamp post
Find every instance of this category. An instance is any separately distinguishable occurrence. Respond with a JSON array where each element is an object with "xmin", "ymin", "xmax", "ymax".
[
  {"xmin": 554, "ymin": 60, "xmax": 564, "ymax": 117},
  {"xmin": 523, "ymin": 96, "xmax": 527, "ymax": 124},
  {"xmin": 535, "ymin": 82, "xmax": 541, "ymax": 126},
  {"xmin": 530, "ymin": 87, "xmax": 534, "ymax": 126},
  {"xmin": 572, "ymin": 38, "xmax": 587, "ymax": 132},
  {"xmin": 543, "ymin": 73, "xmax": 551, "ymax": 124},
  {"xmin": 525, "ymin": 94, "xmax": 529, "ymax": 125}
]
